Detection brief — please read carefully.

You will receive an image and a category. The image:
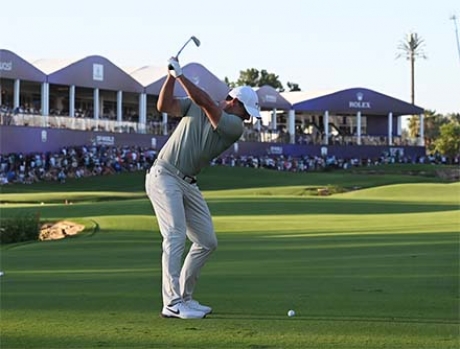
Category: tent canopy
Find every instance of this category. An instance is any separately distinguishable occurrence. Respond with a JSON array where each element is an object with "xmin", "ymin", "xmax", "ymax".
[
  {"xmin": 145, "ymin": 62, "xmax": 230, "ymax": 102},
  {"xmin": 127, "ymin": 65, "xmax": 167, "ymax": 87},
  {"xmin": 45, "ymin": 55, "xmax": 144, "ymax": 93},
  {"xmin": 288, "ymin": 87, "xmax": 424, "ymax": 116},
  {"xmin": 1, "ymin": 49, "xmax": 425, "ymax": 115},
  {"xmin": 255, "ymin": 85, "xmax": 292, "ymax": 110},
  {"xmin": 0, "ymin": 49, "xmax": 46, "ymax": 82}
]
